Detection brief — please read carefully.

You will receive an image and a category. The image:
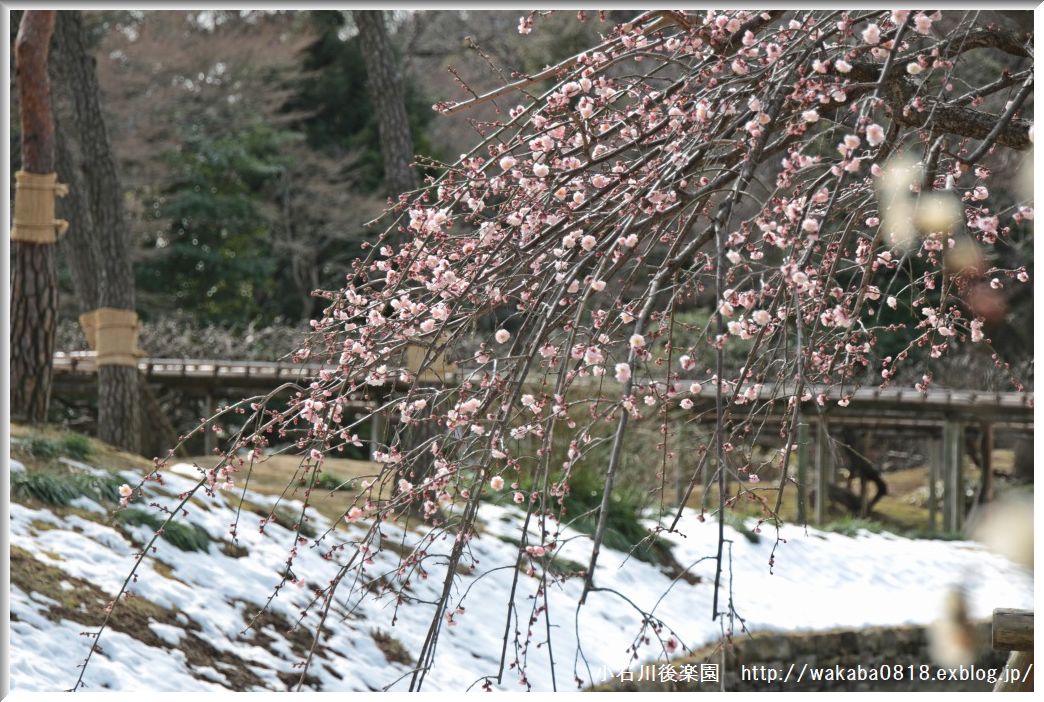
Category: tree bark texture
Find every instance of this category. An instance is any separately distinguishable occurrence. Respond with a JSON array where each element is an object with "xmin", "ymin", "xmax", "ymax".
[
  {"xmin": 49, "ymin": 11, "xmax": 140, "ymax": 452},
  {"xmin": 138, "ymin": 382, "xmax": 183, "ymax": 460},
  {"xmin": 52, "ymin": 61, "xmax": 99, "ymax": 315},
  {"xmin": 846, "ymin": 55, "xmax": 1033, "ymax": 152},
  {"xmin": 11, "ymin": 10, "xmax": 59, "ymax": 425},
  {"xmin": 352, "ymin": 10, "xmax": 418, "ymax": 195}
]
